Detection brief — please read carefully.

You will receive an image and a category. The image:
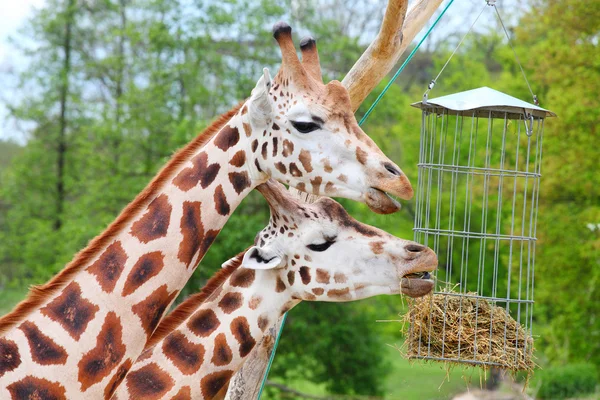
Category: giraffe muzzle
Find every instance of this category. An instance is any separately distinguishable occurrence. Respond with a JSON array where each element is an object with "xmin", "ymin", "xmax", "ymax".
[
  {"xmin": 399, "ymin": 245, "xmax": 437, "ymax": 298},
  {"xmin": 365, "ymin": 187, "xmax": 401, "ymax": 214}
]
